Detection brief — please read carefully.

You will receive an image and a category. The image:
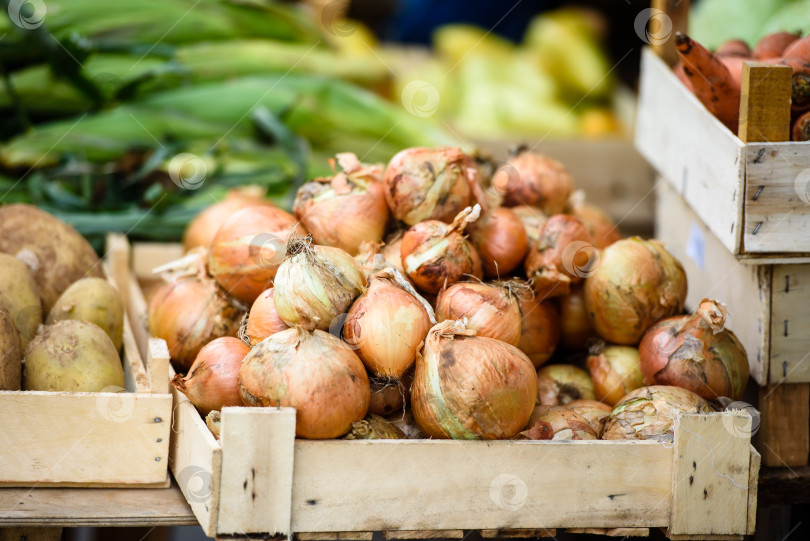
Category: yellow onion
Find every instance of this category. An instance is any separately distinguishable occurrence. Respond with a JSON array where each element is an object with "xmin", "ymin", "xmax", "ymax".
[
  {"xmin": 208, "ymin": 205, "xmax": 305, "ymax": 304},
  {"xmin": 148, "ymin": 276, "xmax": 242, "ymax": 369},
  {"xmin": 587, "ymin": 343, "xmax": 644, "ymax": 406},
  {"xmin": 497, "ymin": 151, "xmax": 573, "ymax": 214},
  {"xmin": 412, "ymin": 320, "xmax": 537, "ymax": 439},
  {"xmin": 602, "ymin": 385, "xmax": 715, "ymax": 441},
  {"xmin": 343, "ymin": 414, "xmax": 405, "ymax": 439},
  {"xmin": 369, "ymin": 371, "xmax": 413, "ymax": 416},
  {"xmin": 239, "ymin": 327, "xmax": 370, "ymax": 439},
  {"xmin": 384, "ymin": 147, "xmax": 481, "ymax": 226},
  {"xmin": 436, "ymin": 281, "xmax": 522, "ymax": 346},
  {"xmin": 517, "ymin": 295, "xmax": 560, "ymax": 367},
  {"xmin": 273, "ymin": 238, "xmax": 366, "ymax": 331},
  {"xmin": 171, "ymin": 337, "xmax": 250, "ymax": 415},
  {"xmin": 522, "ymin": 406, "xmax": 598, "ymax": 440},
  {"xmin": 525, "ymin": 214, "xmax": 596, "ymax": 299},
  {"xmin": 557, "ymin": 285, "xmax": 597, "ymax": 350},
  {"xmin": 568, "ymin": 190, "xmax": 621, "ymax": 249},
  {"xmin": 381, "ymin": 230, "xmax": 408, "ymax": 276},
  {"xmin": 536, "ymin": 364, "xmax": 596, "ymax": 405},
  {"xmin": 293, "ymin": 153, "xmax": 389, "ymax": 255},
  {"xmin": 183, "ymin": 186, "xmax": 269, "ymax": 252},
  {"xmin": 245, "ymin": 288, "xmax": 288, "ymax": 345},
  {"xmin": 467, "ymin": 207, "xmax": 529, "ymax": 278},
  {"xmin": 639, "ymin": 299, "xmax": 749, "ymax": 400},
  {"xmin": 344, "ymin": 268, "xmax": 434, "ymax": 379},
  {"xmin": 401, "ymin": 205, "xmax": 482, "ymax": 294},
  {"xmin": 584, "ymin": 238, "xmax": 687, "ymax": 345},
  {"xmin": 511, "ymin": 205, "xmax": 548, "ymax": 247},
  {"xmin": 565, "ymin": 399, "xmax": 613, "ymax": 435},
  {"xmin": 206, "ymin": 410, "xmax": 221, "ymax": 439}
]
